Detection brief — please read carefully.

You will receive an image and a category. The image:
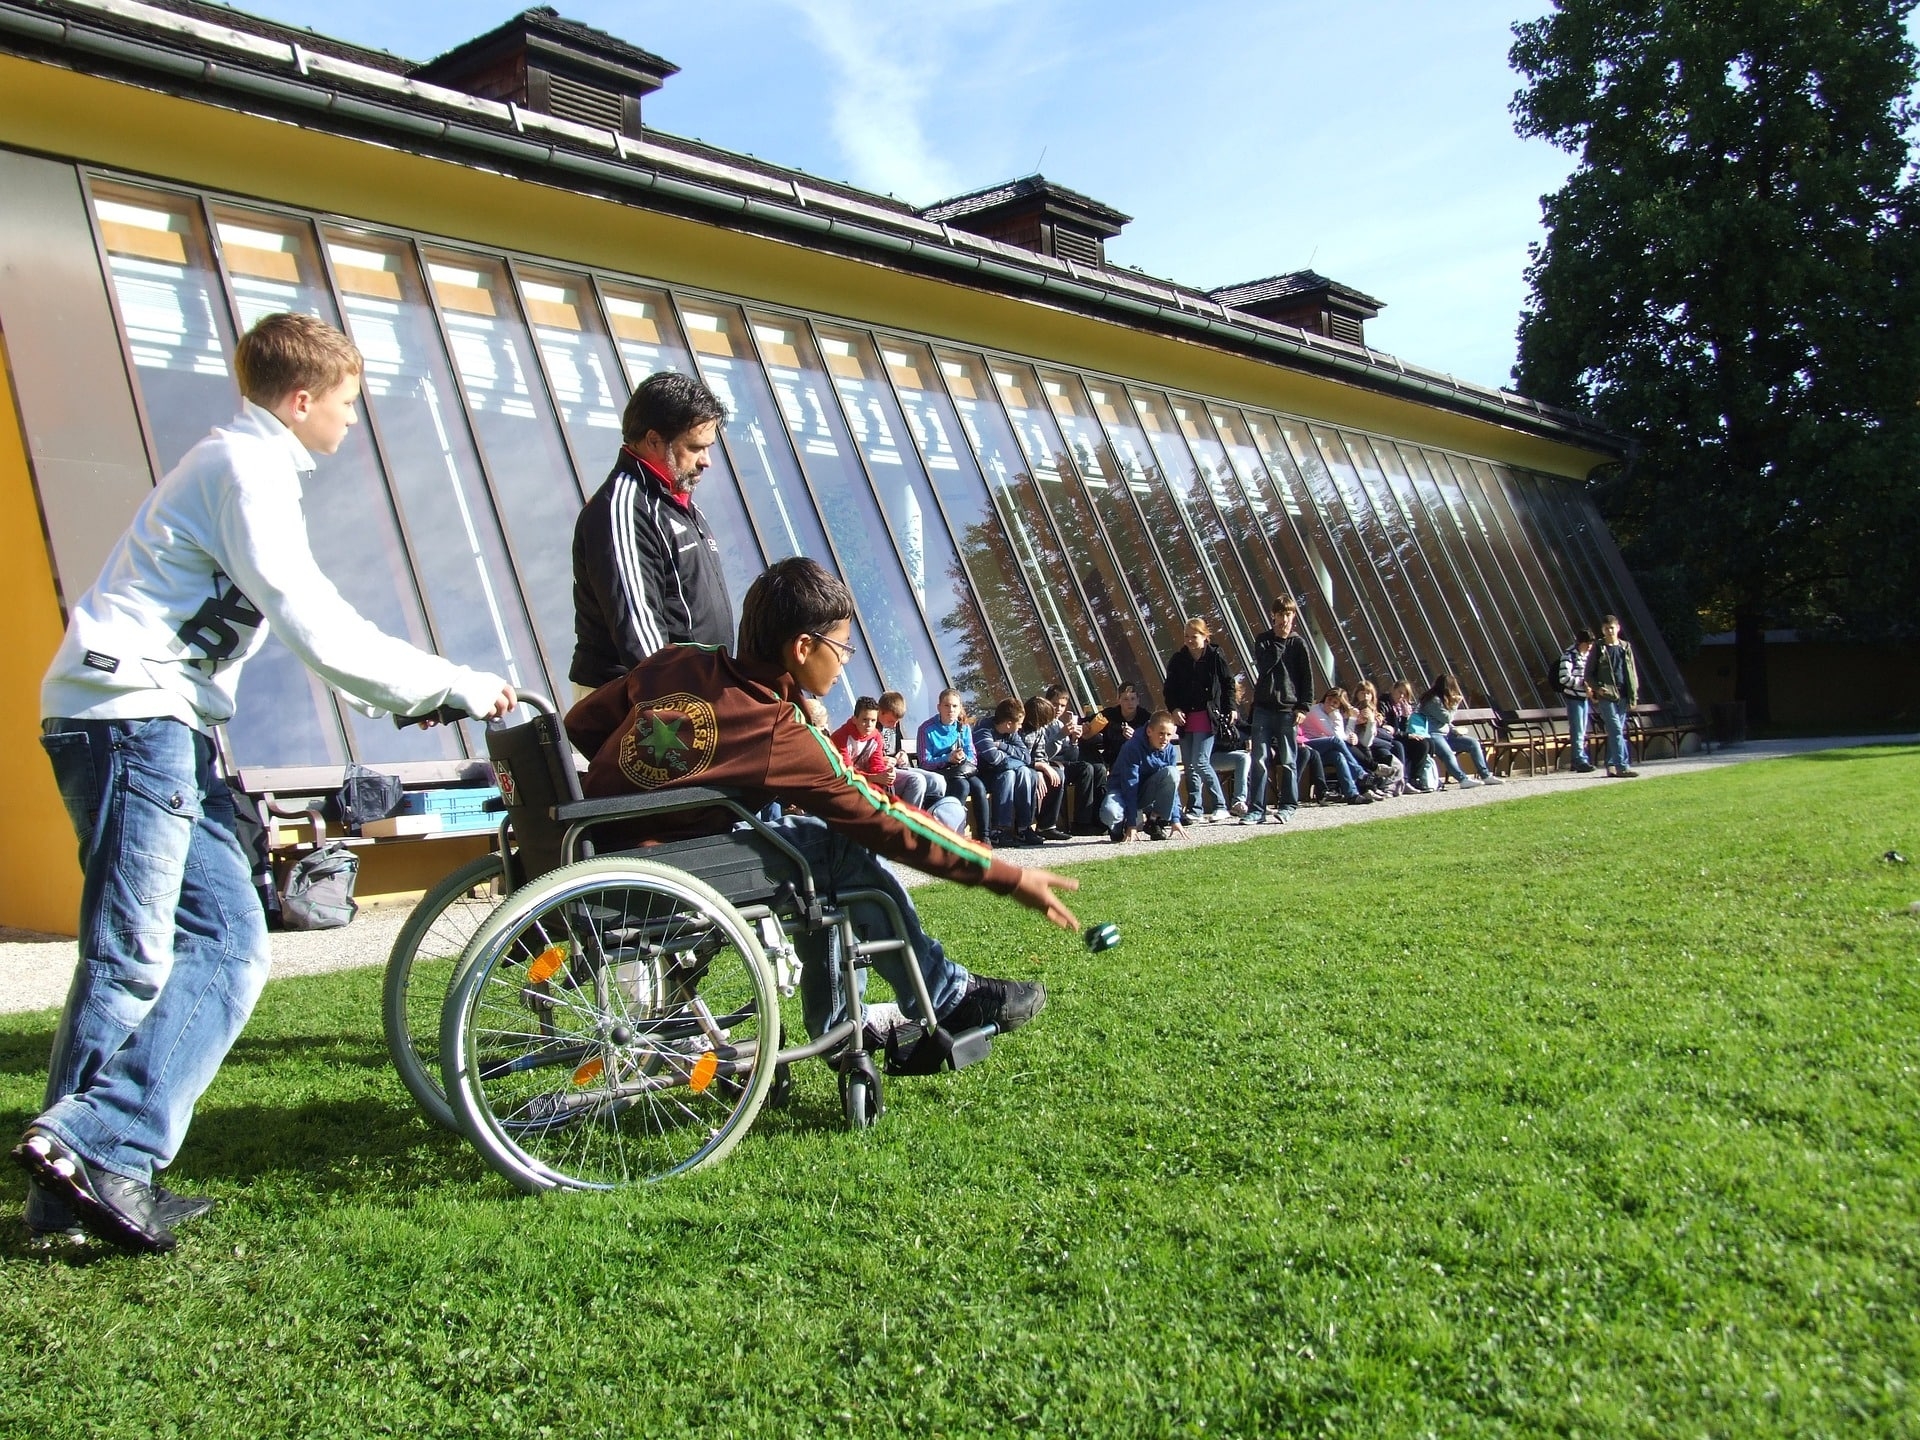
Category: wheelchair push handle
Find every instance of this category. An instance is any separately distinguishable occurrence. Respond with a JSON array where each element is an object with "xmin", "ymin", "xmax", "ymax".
[{"xmin": 392, "ymin": 691, "xmax": 557, "ymax": 730}]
